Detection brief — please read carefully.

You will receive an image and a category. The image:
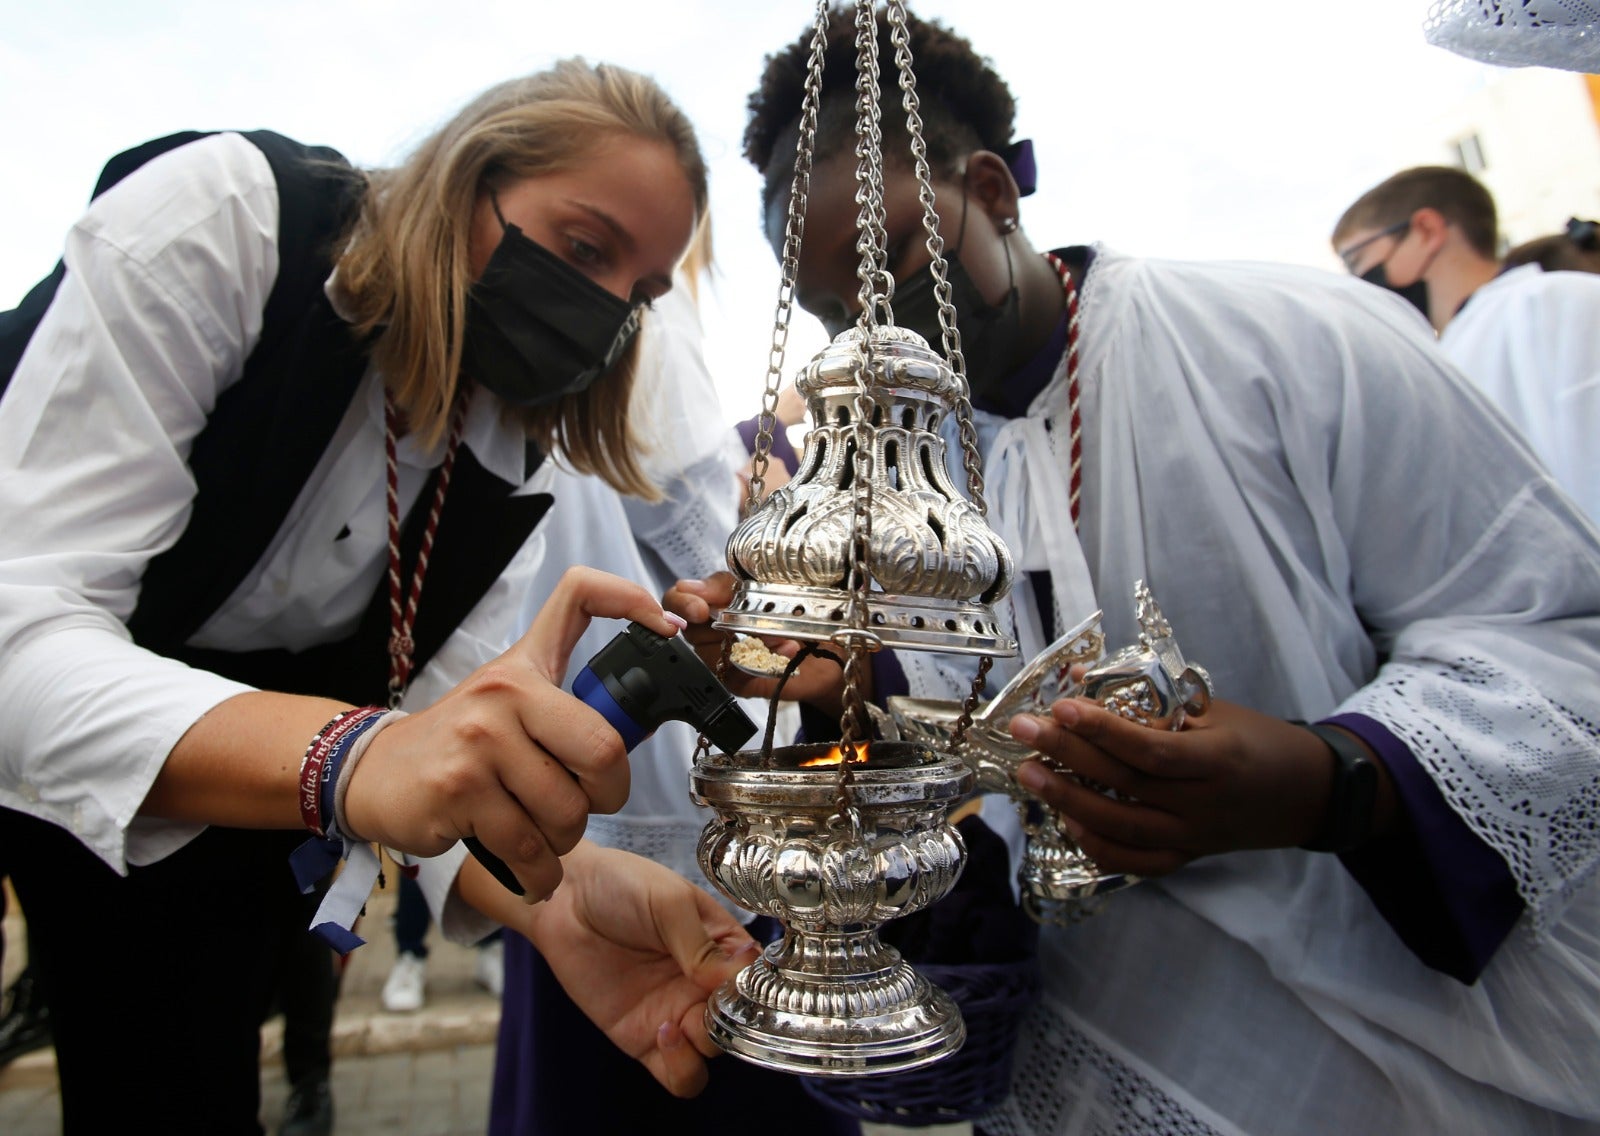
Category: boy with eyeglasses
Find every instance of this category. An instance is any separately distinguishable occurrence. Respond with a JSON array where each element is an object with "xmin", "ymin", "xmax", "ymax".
[{"xmin": 1333, "ymin": 165, "xmax": 1600, "ymax": 519}]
